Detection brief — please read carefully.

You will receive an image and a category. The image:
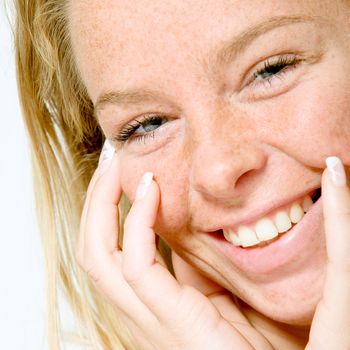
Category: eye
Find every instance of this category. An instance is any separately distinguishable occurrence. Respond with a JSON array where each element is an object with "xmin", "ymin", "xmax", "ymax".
[
  {"xmin": 243, "ymin": 53, "xmax": 303, "ymax": 97},
  {"xmin": 111, "ymin": 114, "xmax": 169, "ymax": 144},
  {"xmin": 255, "ymin": 55, "xmax": 299, "ymax": 81}
]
